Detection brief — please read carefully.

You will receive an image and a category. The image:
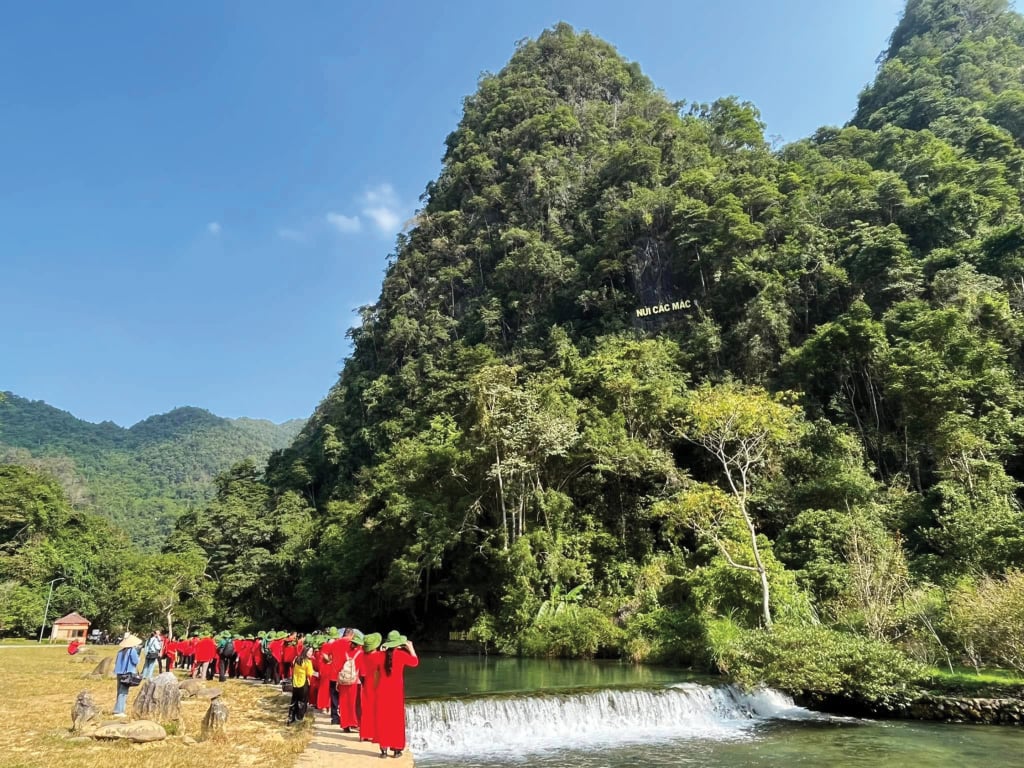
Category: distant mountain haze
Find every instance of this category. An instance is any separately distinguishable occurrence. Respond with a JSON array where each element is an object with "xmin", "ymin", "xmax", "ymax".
[{"xmin": 0, "ymin": 392, "xmax": 304, "ymax": 549}]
